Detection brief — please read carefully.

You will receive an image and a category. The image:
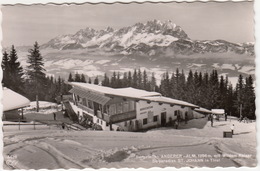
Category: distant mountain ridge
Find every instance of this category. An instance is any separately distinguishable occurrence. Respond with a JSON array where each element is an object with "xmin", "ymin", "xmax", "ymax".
[{"xmin": 41, "ymin": 19, "xmax": 254, "ymax": 56}]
